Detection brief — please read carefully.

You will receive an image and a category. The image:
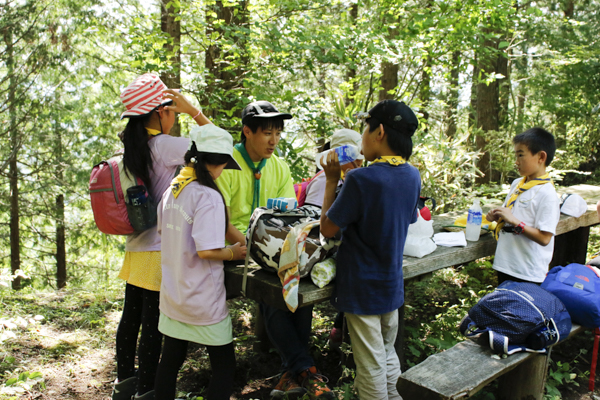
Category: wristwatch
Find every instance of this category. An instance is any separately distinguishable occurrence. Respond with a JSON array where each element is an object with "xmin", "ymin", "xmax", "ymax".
[{"xmin": 513, "ymin": 221, "xmax": 526, "ymax": 235}]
